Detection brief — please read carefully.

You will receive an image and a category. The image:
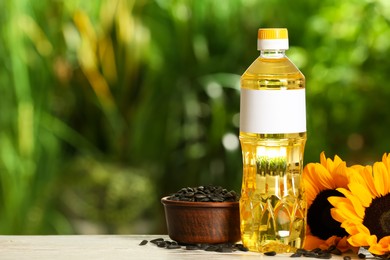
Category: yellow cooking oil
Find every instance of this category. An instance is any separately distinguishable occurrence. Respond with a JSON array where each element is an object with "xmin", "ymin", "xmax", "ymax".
[{"xmin": 239, "ymin": 28, "xmax": 307, "ymax": 253}]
